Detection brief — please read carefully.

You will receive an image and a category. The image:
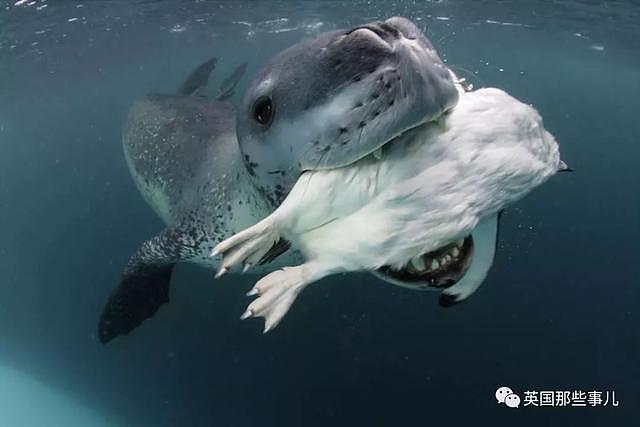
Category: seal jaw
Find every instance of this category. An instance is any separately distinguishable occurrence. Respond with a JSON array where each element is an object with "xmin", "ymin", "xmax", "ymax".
[
  {"xmin": 375, "ymin": 236, "xmax": 474, "ymax": 290},
  {"xmin": 373, "ymin": 214, "xmax": 502, "ymax": 306}
]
